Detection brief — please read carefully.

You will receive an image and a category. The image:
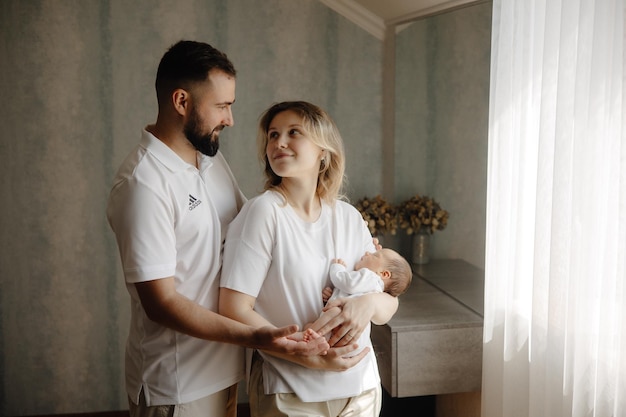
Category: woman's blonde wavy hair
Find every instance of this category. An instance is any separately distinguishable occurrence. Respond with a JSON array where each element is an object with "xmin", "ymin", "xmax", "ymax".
[{"xmin": 257, "ymin": 101, "xmax": 346, "ymax": 204}]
